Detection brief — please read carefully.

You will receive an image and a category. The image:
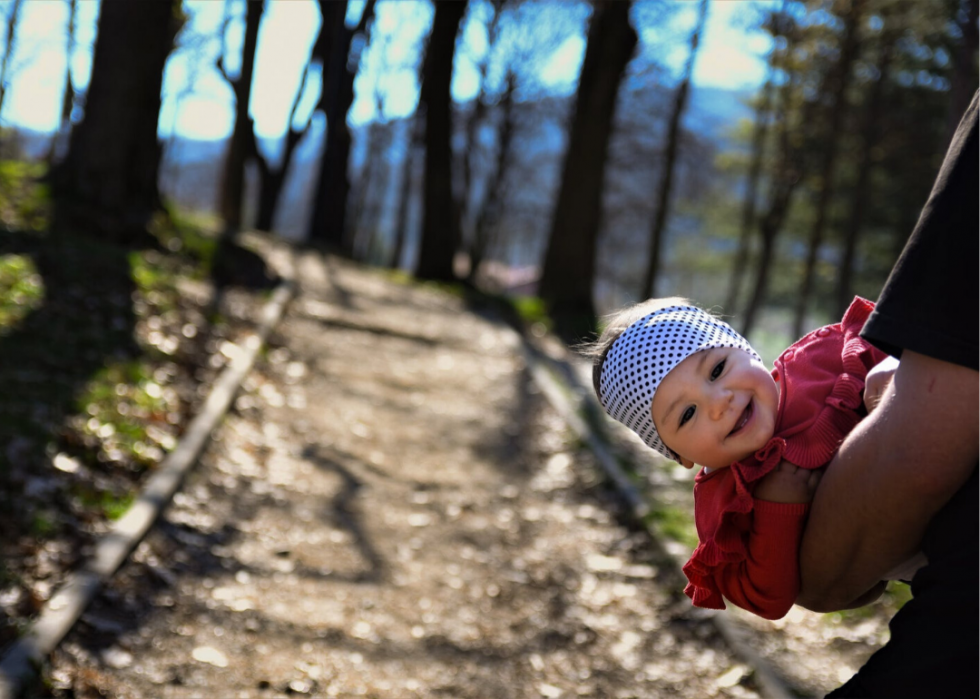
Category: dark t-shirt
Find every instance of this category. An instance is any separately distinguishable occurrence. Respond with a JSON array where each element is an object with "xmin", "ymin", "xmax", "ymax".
[
  {"xmin": 830, "ymin": 93, "xmax": 979, "ymax": 697},
  {"xmin": 862, "ymin": 93, "xmax": 979, "ymax": 369}
]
